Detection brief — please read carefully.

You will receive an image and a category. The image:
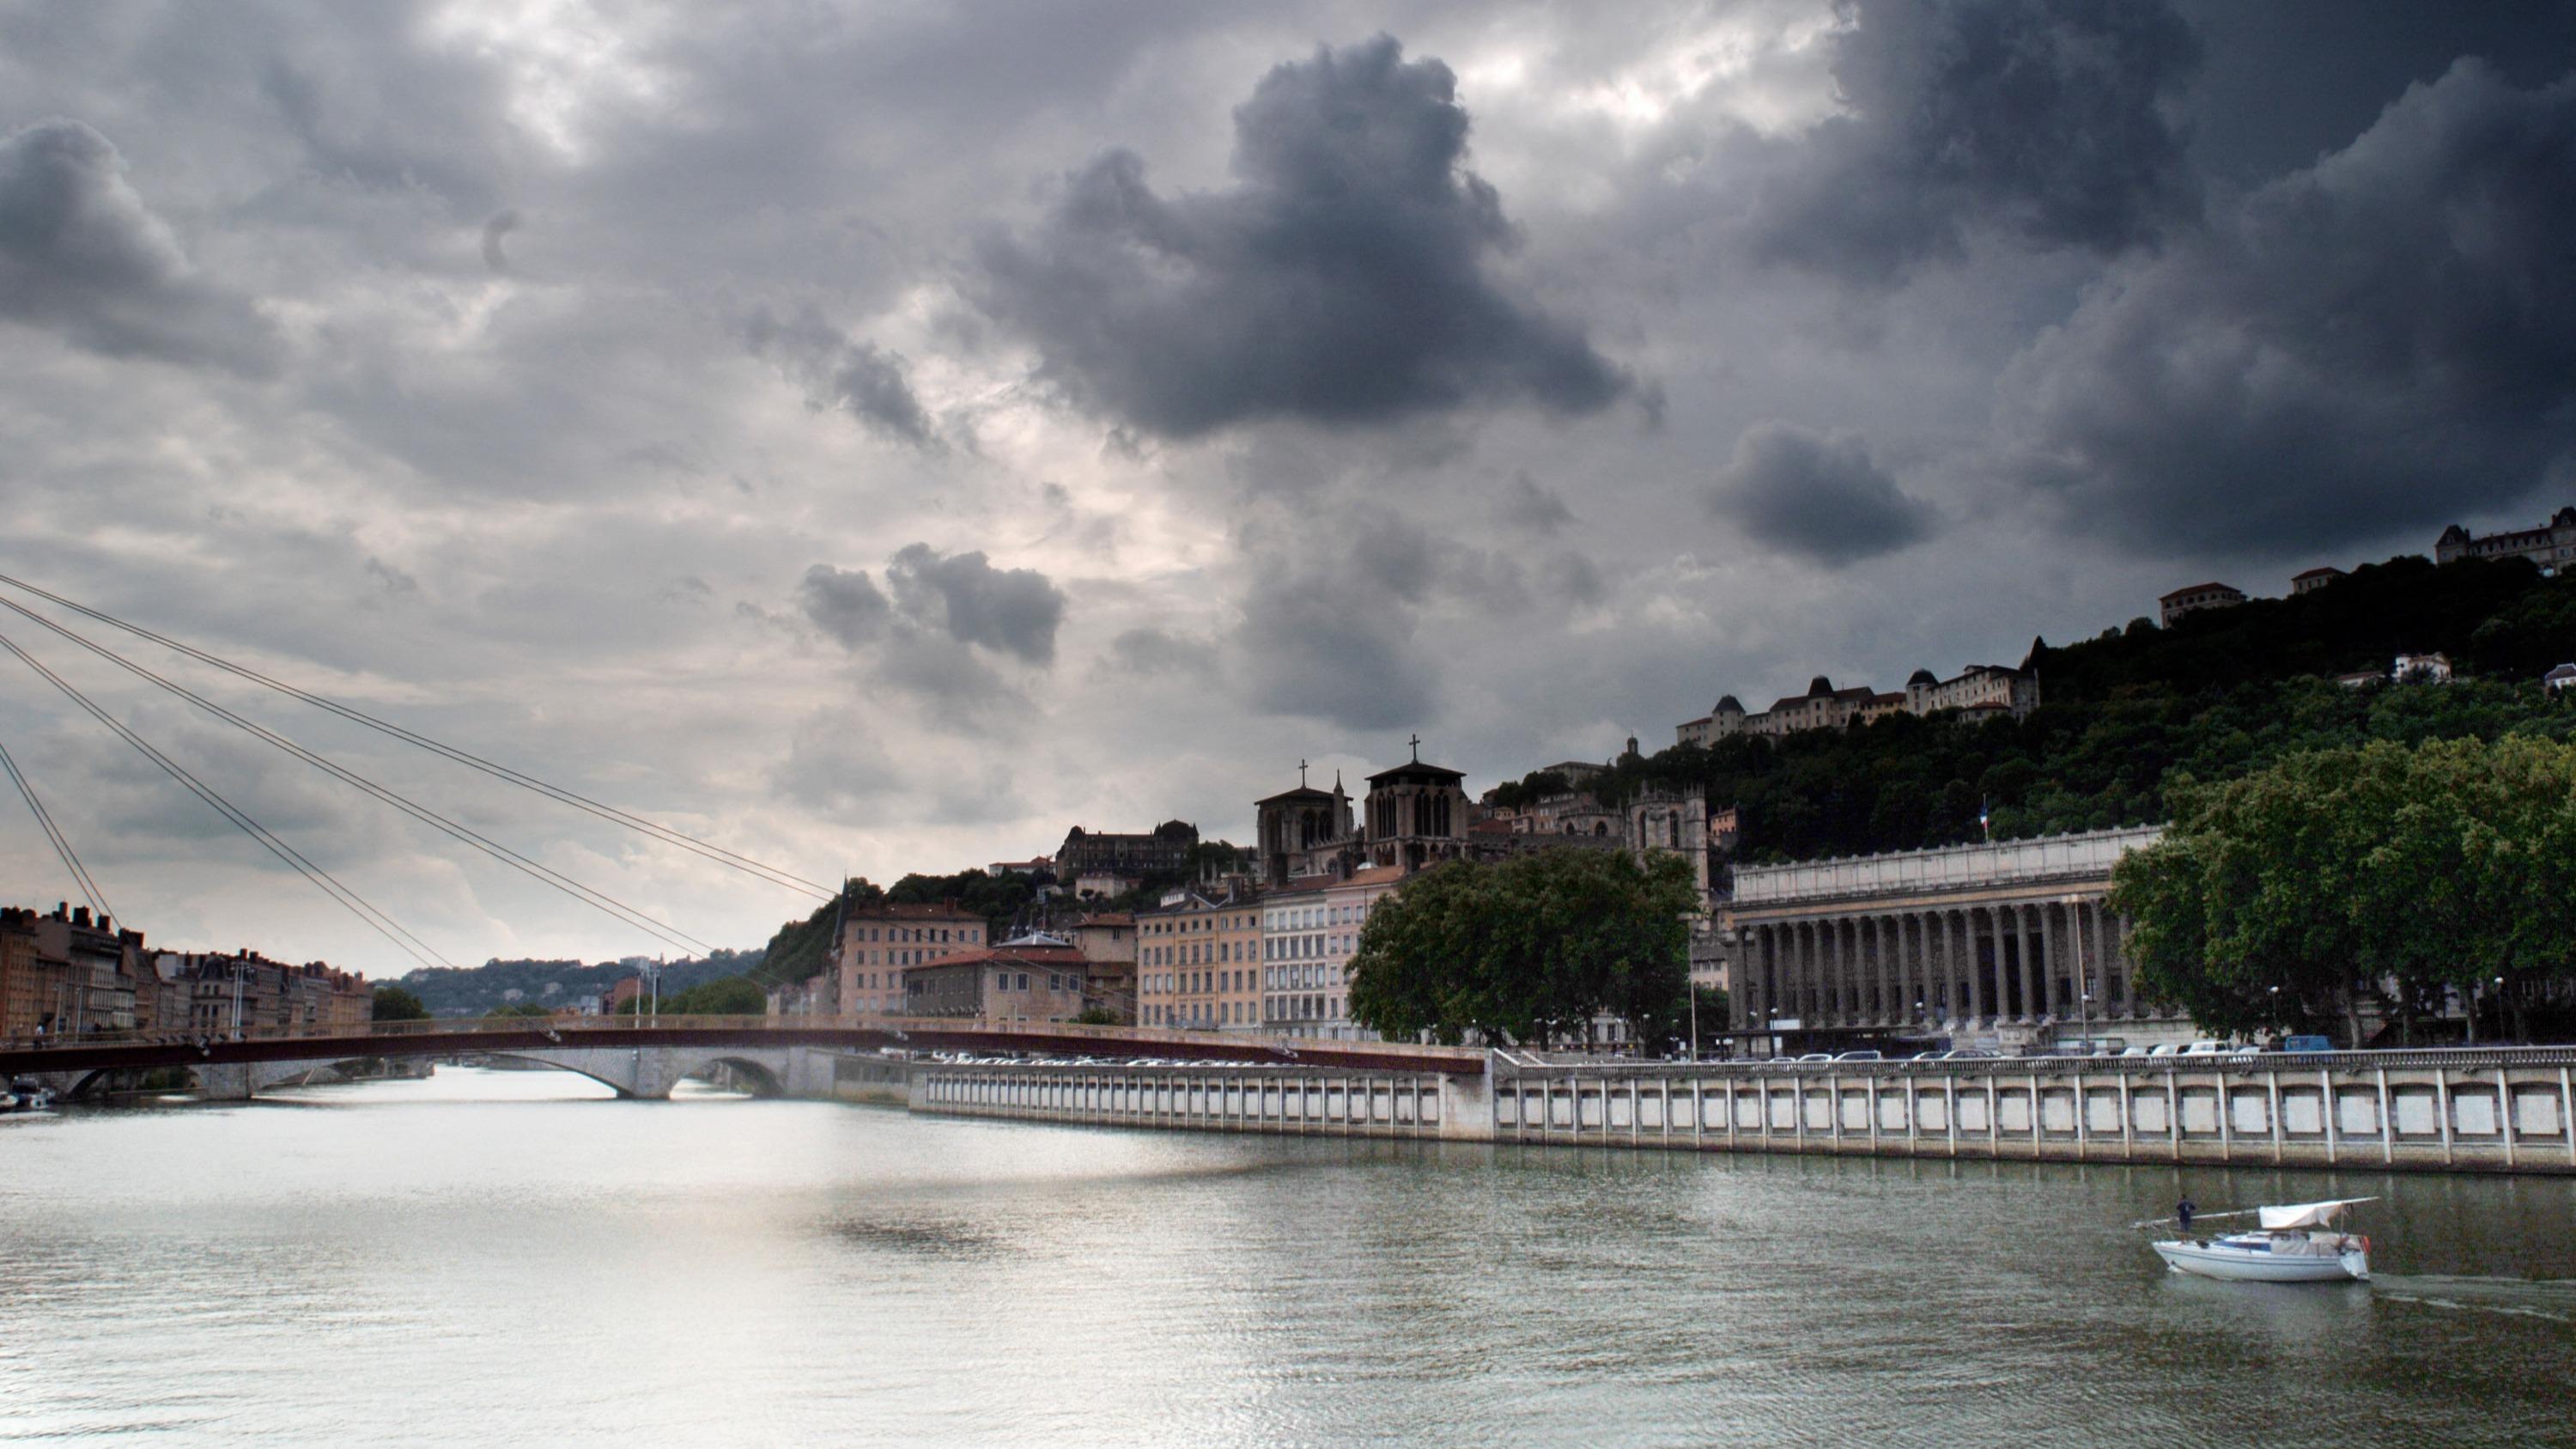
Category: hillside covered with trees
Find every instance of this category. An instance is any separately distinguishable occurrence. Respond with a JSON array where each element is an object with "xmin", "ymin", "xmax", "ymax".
[{"xmin": 1516, "ymin": 555, "xmax": 2576, "ymax": 864}]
